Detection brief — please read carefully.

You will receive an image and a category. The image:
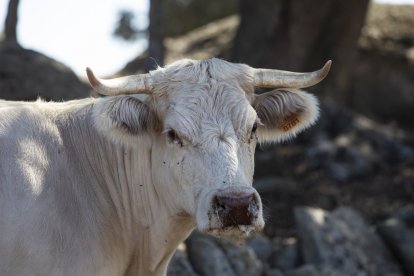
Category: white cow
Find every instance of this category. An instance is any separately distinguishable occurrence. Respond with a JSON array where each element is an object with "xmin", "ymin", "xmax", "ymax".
[{"xmin": 0, "ymin": 58, "xmax": 330, "ymax": 275}]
